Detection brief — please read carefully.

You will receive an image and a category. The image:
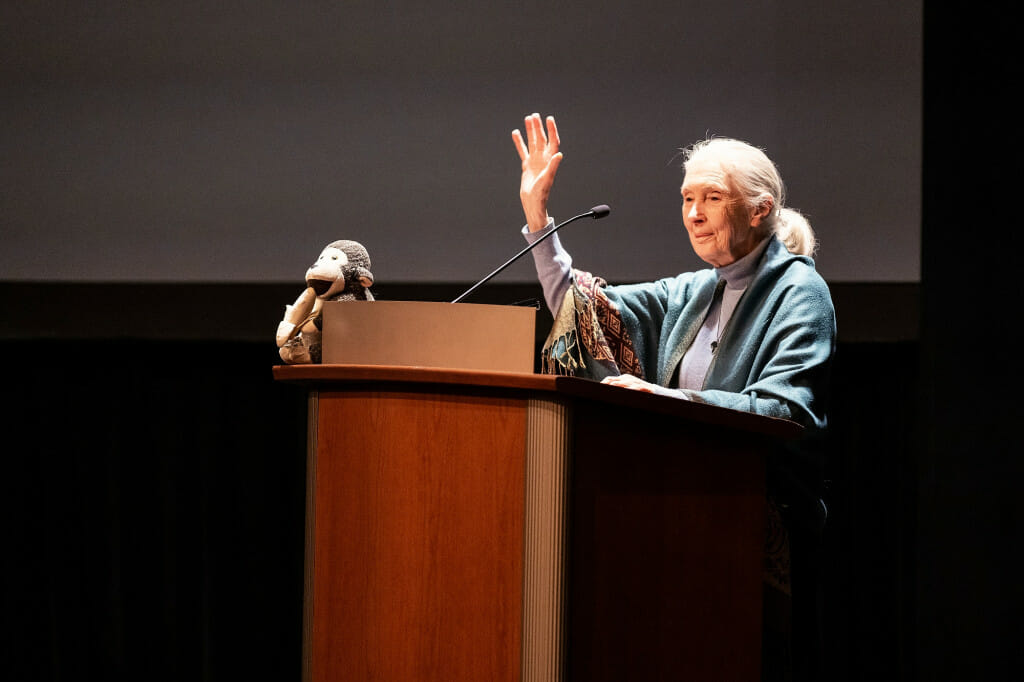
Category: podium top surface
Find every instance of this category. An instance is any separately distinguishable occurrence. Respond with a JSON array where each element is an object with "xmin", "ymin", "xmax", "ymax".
[{"xmin": 273, "ymin": 364, "xmax": 802, "ymax": 440}]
